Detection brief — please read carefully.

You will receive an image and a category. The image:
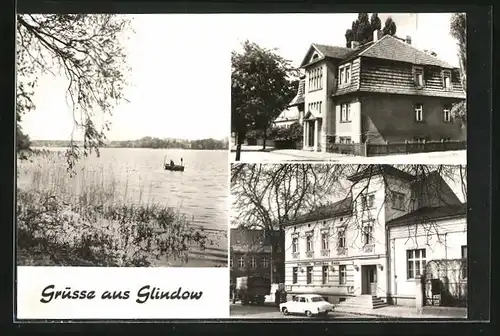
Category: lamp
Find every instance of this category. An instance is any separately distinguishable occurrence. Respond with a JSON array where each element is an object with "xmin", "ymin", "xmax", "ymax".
[
  {"xmin": 330, "ymin": 266, "xmax": 336, "ymax": 272},
  {"xmin": 354, "ymin": 265, "xmax": 359, "ymax": 271},
  {"xmin": 379, "ymin": 264, "xmax": 384, "ymax": 271}
]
